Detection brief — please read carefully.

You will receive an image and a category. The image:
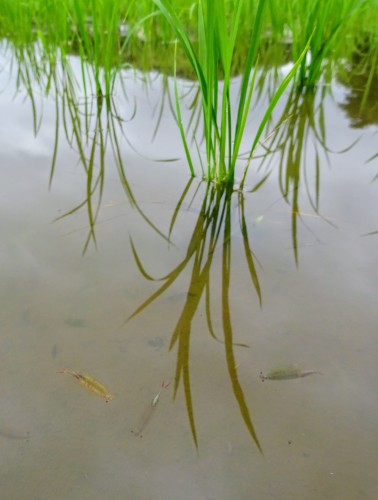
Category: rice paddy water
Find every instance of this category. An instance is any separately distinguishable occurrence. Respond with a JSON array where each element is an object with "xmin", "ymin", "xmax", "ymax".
[{"xmin": 1, "ymin": 1, "xmax": 378, "ymax": 499}]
